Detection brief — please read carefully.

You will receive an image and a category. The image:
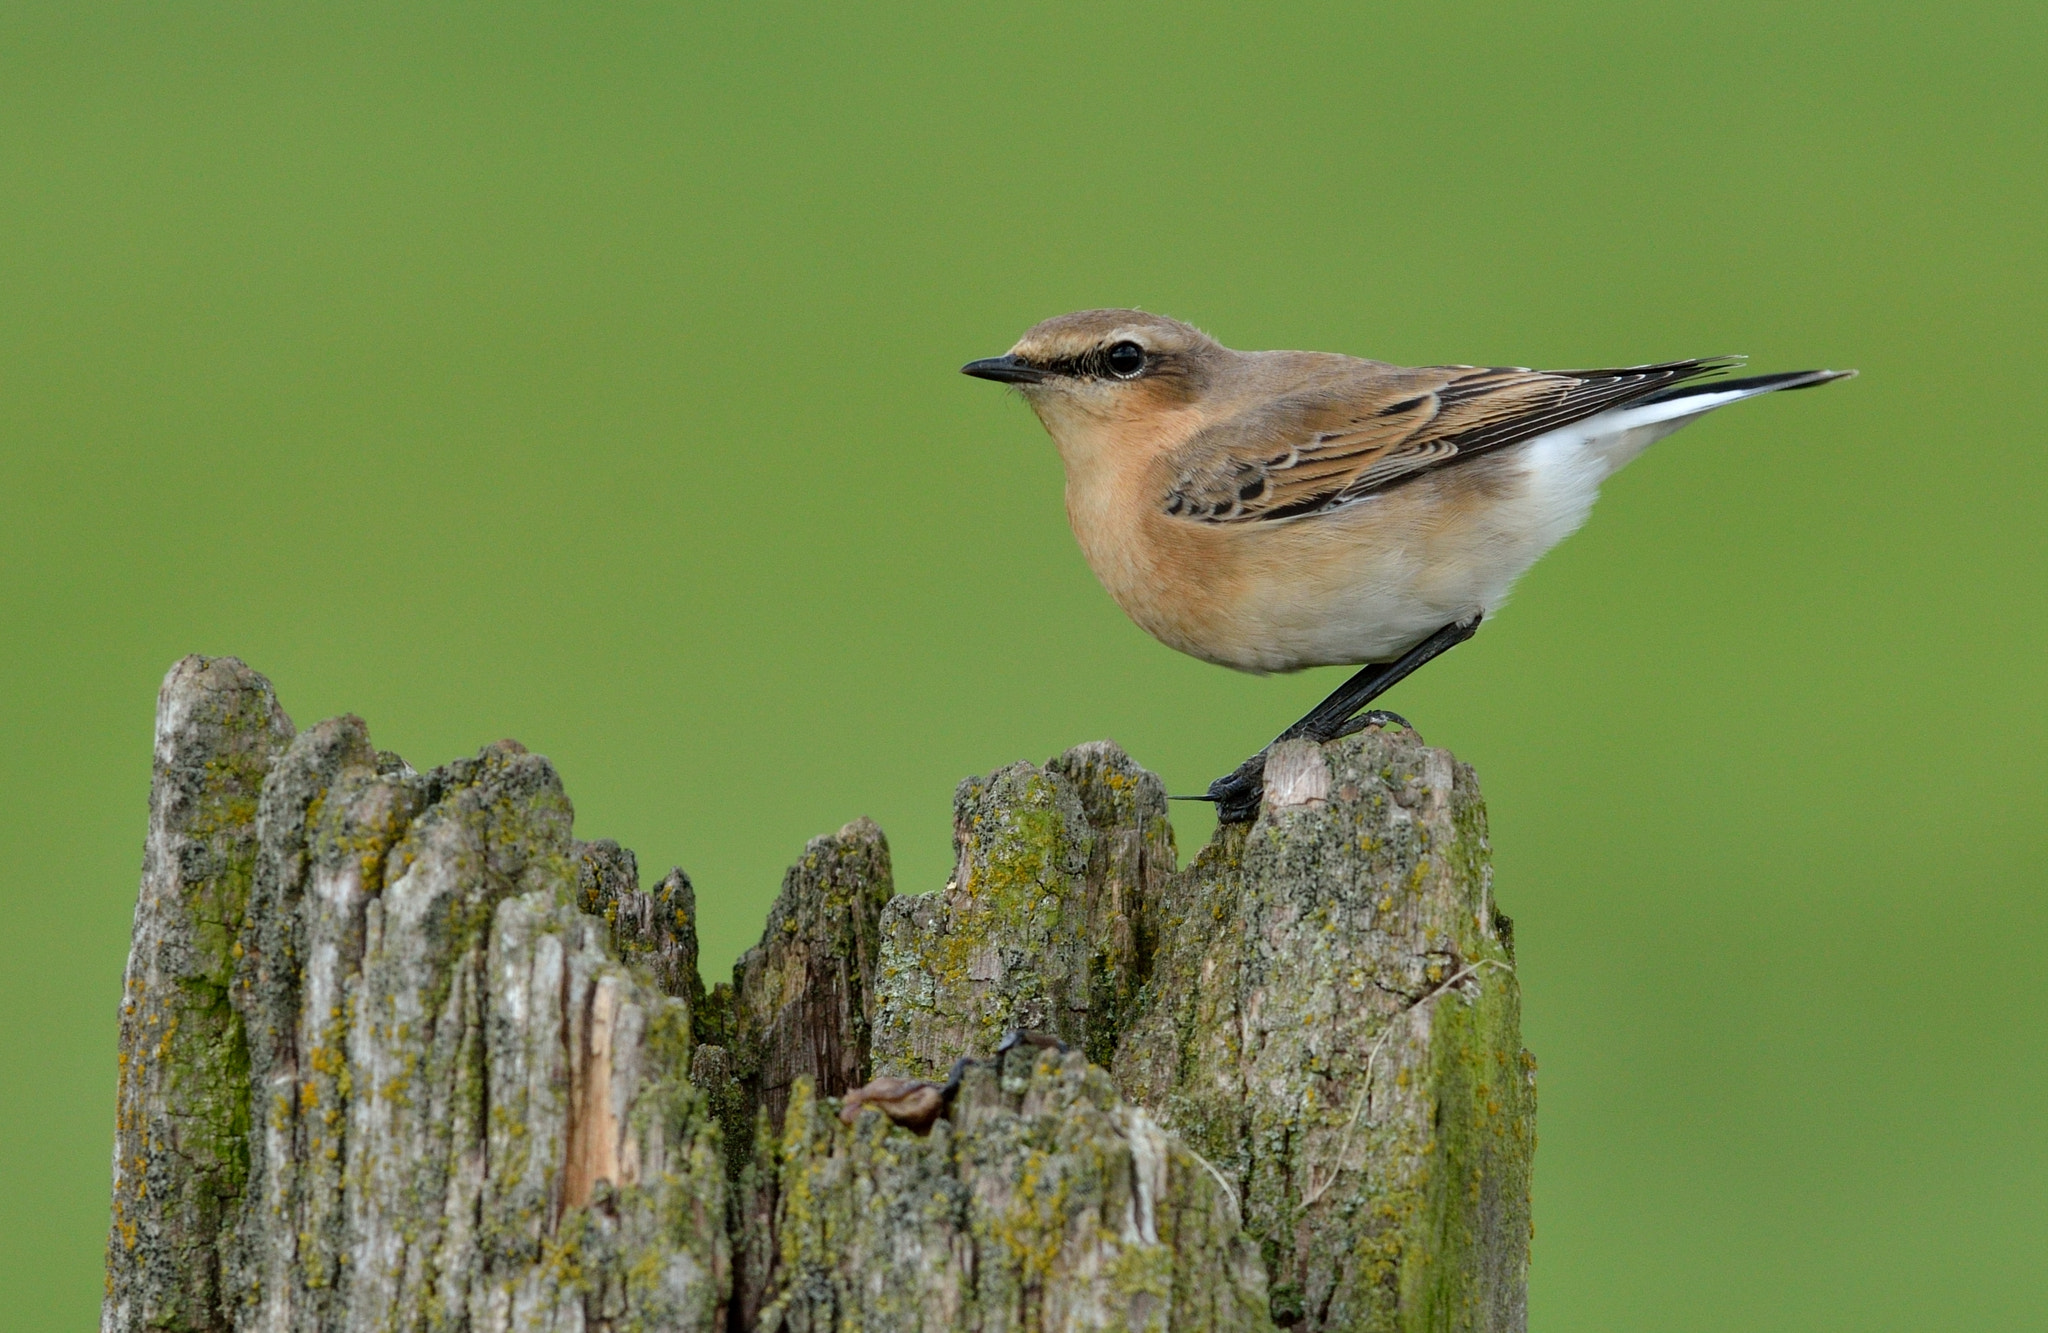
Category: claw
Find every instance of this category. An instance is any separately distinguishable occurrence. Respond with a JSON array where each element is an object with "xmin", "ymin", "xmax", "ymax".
[
  {"xmin": 1331, "ymin": 710, "xmax": 1423, "ymax": 744},
  {"xmin": 1206, "ymin": 755, "xmax": 1269, "ymax": 825}
]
